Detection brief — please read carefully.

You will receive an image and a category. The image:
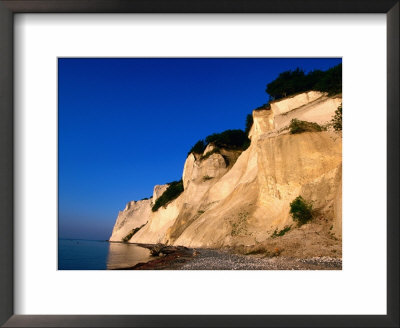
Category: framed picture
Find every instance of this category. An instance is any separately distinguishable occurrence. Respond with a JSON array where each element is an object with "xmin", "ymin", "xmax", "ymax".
[{"xmin": 0, "ymin": 0, "xmax": 398, "ymax": 327}]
